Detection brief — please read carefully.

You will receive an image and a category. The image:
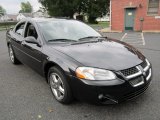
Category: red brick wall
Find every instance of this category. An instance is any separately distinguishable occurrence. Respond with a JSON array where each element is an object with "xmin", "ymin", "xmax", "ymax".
[{"xmin": 111, "ymin": 0, "xmax": 160, "ymax": 31}]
